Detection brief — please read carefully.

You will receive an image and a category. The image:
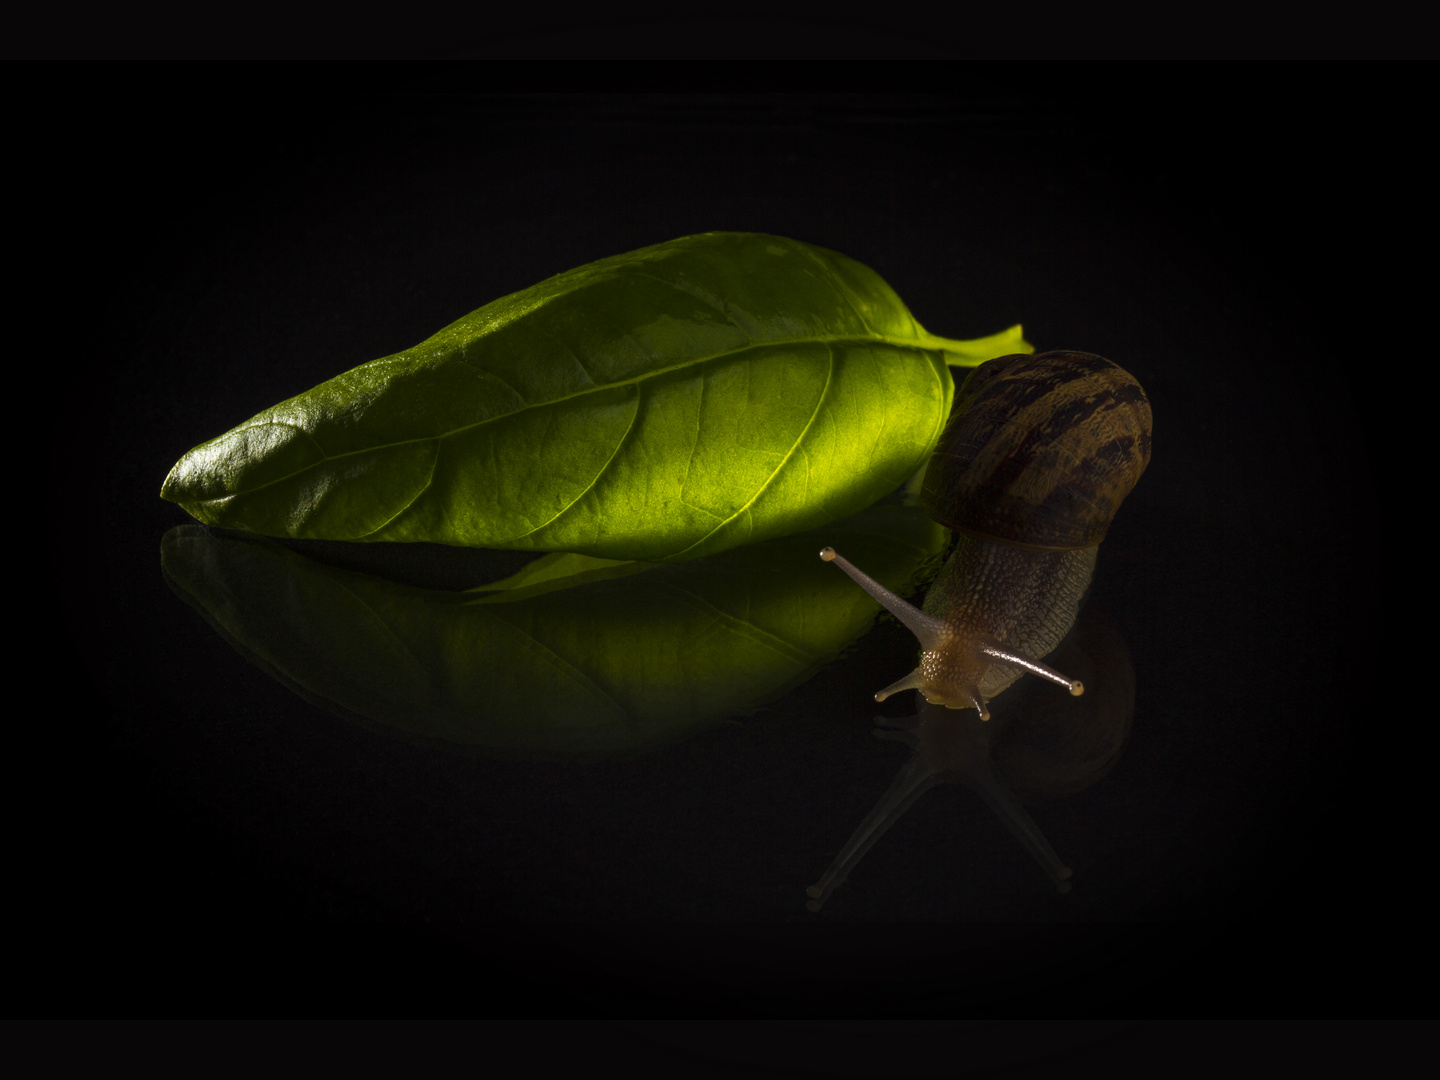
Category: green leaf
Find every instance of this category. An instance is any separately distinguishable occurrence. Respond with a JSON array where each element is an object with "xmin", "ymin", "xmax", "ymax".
[
  {"xmin": 159, "ymin": 500, "xmax": 948, "ymax": 757},
  {"xmin": 465, "ymin": 551, "xmax": 641, "ymax": 599},
  {"xmin": 162, "ymin": 232, "xmax": 1029, "ymax": 561}
]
